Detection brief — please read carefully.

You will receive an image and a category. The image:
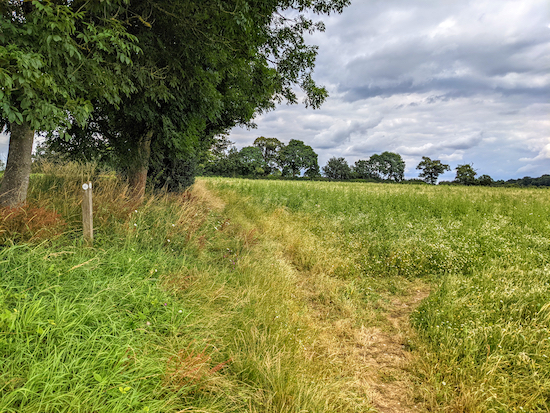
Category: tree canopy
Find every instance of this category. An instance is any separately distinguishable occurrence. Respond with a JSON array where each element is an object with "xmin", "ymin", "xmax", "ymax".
[
  {"xmin": 416, "ymin": 156, "xmax": 450, "ymax": 184},
  {"xmin": 278, "ymin": 139, "xmax": 320, "ymax": 177},
  {"xmin": 254, "ymin": 137, "xmax": 283, "ymax": 175},
  {"xmin": 455, "ymin": 164, "xmax": 477, "ymax": 185},
  {"xmin": 0, "ymin": 0, "xmax": 138, "ymax": 205},
  {"xmin": 1, "ymin": 0, "xmax": 351, "ymax": 203},
  {"xmin": 323, "ymin": 157, "xmax": 351, "ymax": 180},
  {"xmin": 352, "ymin": 159, "xmax": 379, "ymax": 180}
]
